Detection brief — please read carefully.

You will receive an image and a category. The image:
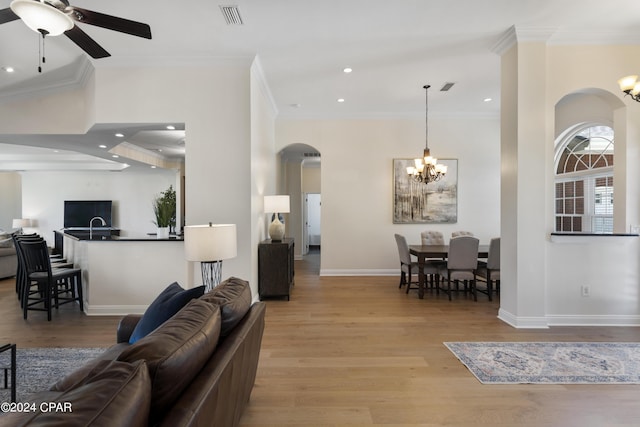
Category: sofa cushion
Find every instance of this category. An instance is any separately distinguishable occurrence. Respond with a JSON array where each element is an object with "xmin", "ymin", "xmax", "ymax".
[
  {"xmin": 128, "ymin": 282, "xmax": 205, "ymax": 343},
  {"xmin": 51, "ymin": 343, "xmax": 131, "ymax": 392},
  {"xmin": 117, "ymin": 299, "xmax": 222, "ymax": 422},
  {"xmin": 5, "ymin": 359, "xmax": 151, "ymax": 427},
  {"xmin": 199, "ymin": 276, "xmax": 252, "ymax": 336}
]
